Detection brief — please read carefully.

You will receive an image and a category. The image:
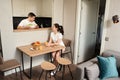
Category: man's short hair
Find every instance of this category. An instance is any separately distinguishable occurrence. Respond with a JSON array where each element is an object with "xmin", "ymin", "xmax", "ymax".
[{"xmin": 28, "ymin": 12, "xmax": 36, "ymax": 17}]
